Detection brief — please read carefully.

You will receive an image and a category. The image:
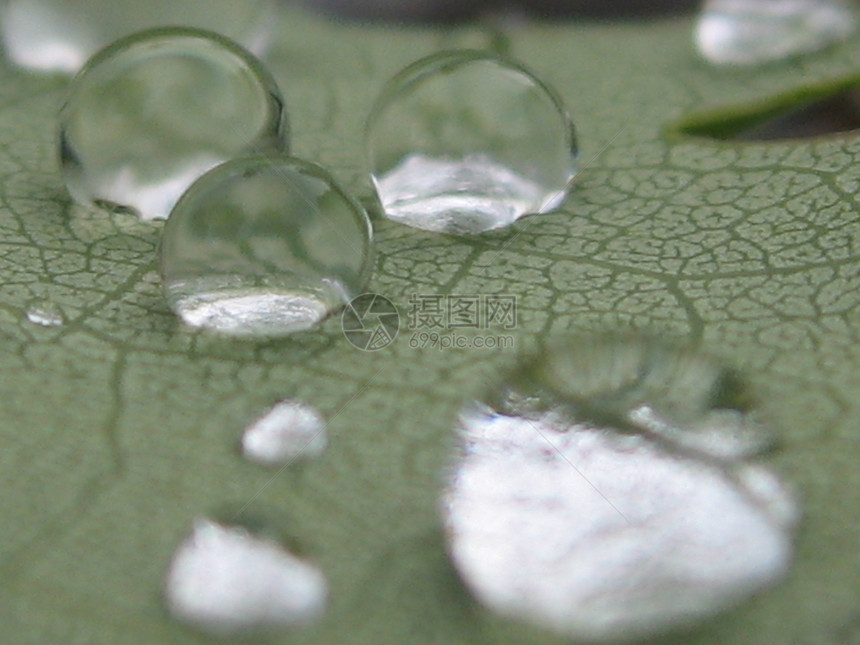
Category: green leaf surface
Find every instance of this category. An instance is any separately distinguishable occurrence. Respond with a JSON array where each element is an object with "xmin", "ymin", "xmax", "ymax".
[{"xmin": 2, "ymin": 8, "xmax": 860, "ymax": 645}]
